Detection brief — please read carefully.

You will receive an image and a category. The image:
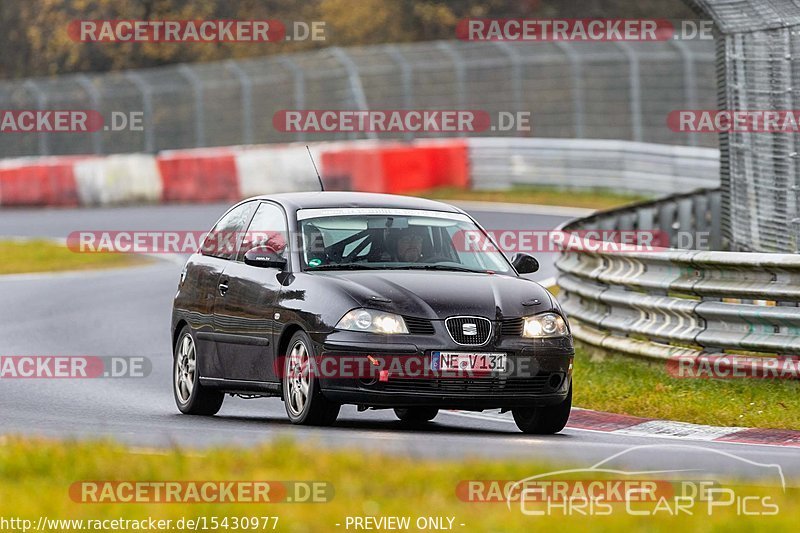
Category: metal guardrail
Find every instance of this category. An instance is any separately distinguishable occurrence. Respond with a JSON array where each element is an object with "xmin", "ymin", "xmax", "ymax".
[
  {"xmin": 555, "ymin": 188, "xmax": 800, "ymax": 373},
  {"xmin": 468, "ymin": 138, "xmax": 720, "ymax": 194}
]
